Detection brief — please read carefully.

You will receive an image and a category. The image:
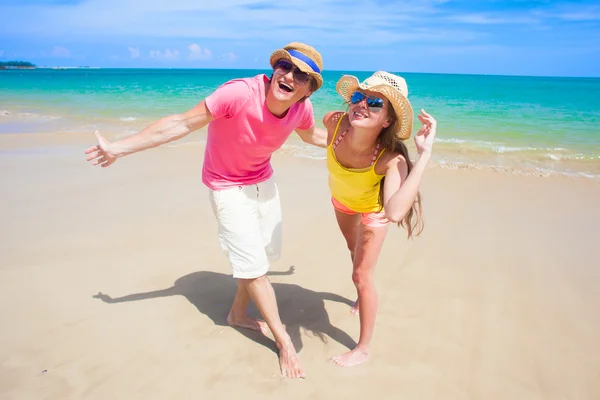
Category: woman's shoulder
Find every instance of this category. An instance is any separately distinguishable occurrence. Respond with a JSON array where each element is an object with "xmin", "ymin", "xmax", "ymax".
[
  {"xmin": 375, "ymin": 149, "xmax": 408, "ymax": 175},
  {"xmin": 323, "ymin": 111, "xmax": 347, "ymax": 146},
  {"xmin": 323, "ymin": 111, "xmax": 346, "ymax": 130}
]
